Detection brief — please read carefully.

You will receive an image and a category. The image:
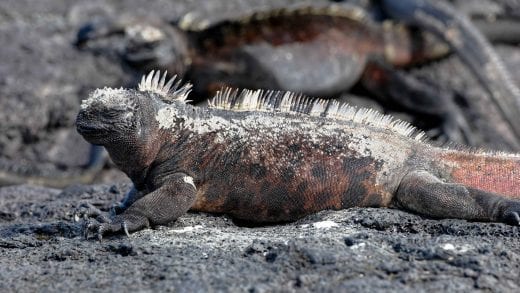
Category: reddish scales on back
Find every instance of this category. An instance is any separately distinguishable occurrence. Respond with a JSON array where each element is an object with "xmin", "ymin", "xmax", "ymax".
[{"xmin": 177, "ymin": 3, "xmax": 449, "ymax": 98}]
